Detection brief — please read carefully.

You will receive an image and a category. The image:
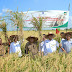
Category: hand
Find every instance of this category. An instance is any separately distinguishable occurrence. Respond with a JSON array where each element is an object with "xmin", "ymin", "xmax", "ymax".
[
  {"xmin": 61, "ymin": 48, "xmax": 67, "ymax": 54},
  {"xmin": 59, "ymin": 43, "xmax": 62, "ymax": 47}
]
